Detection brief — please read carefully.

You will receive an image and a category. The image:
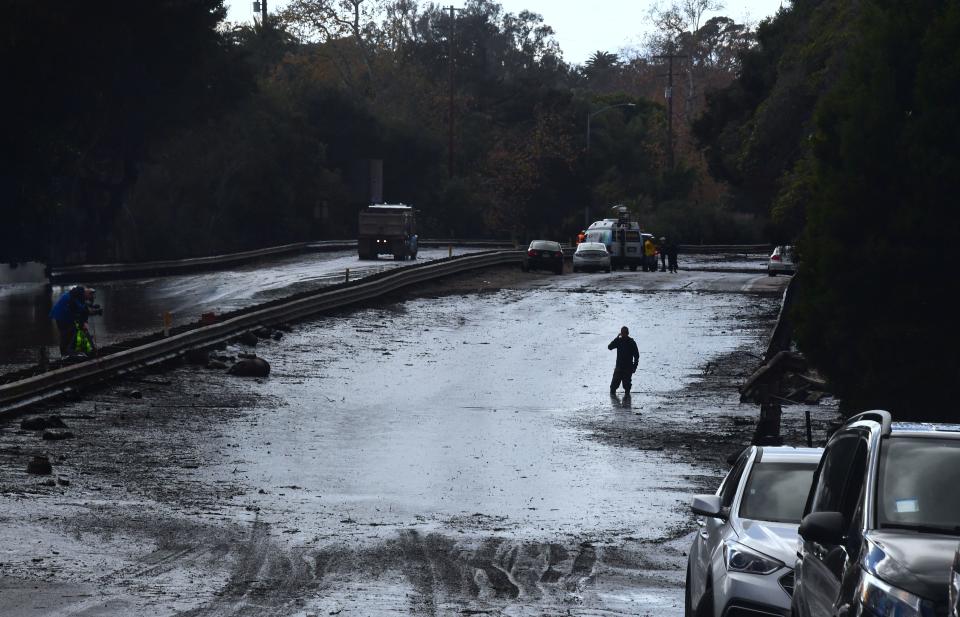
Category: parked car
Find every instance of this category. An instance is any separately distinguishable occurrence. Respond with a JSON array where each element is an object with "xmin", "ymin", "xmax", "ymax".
[
  {"xmin": 572, "ymin": 242, "xmax": 612, "ymax": 273},
  {"xmin": 686, "ymin": 445, "xmax": 823, "ymax": 617},
  {"xmin": 767, "ymin": 245, "xmax": 795, "ymax": 276},
  {"xmin": 792, "ymin": 411, "xmax": 960, "ymax": 617},
  {"xmin": 521, "ymin": 240, "xmax": 564, "ymax": 274},
  {"xmin": 951, "ymin": 545, "xmax": 960, "ymax": 617}
]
